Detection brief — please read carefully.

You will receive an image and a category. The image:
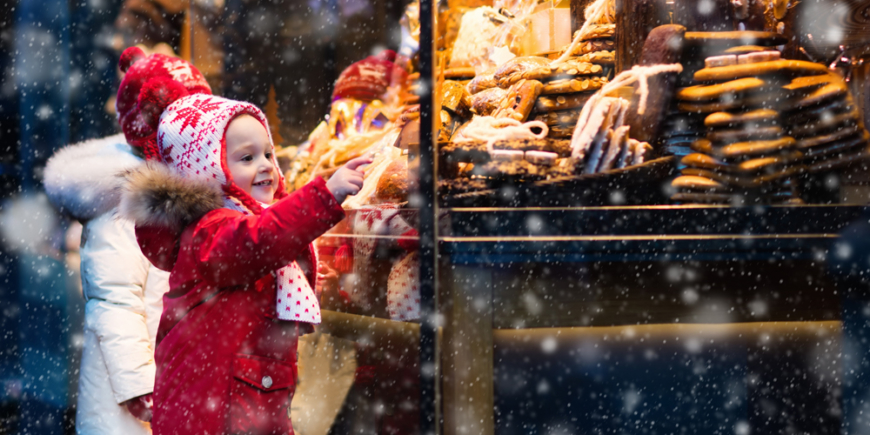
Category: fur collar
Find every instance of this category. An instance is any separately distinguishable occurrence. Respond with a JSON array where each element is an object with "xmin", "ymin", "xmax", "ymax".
[
  {"xmin": 44, "ymin": 134, "xmax": 143, "ymax": 221},
  {"xmin": 119, "ymin": 161, "xmax": 224, "ymax": 231}
]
